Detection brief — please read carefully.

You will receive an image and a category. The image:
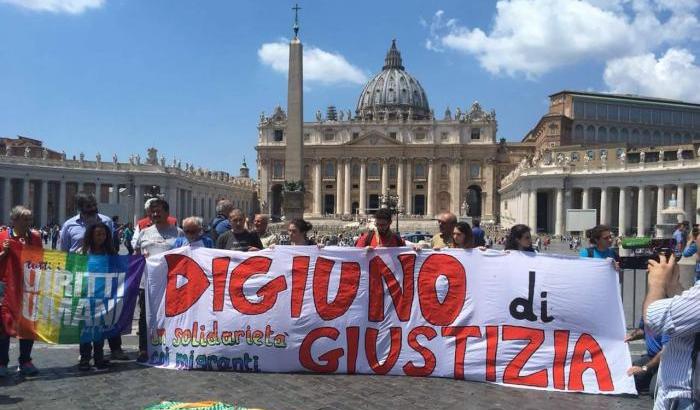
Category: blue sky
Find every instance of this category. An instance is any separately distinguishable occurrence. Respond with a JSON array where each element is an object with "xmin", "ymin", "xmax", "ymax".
[{"xmin": 1, "ymin": 0, "xmax": 699, "ymax": 177}]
